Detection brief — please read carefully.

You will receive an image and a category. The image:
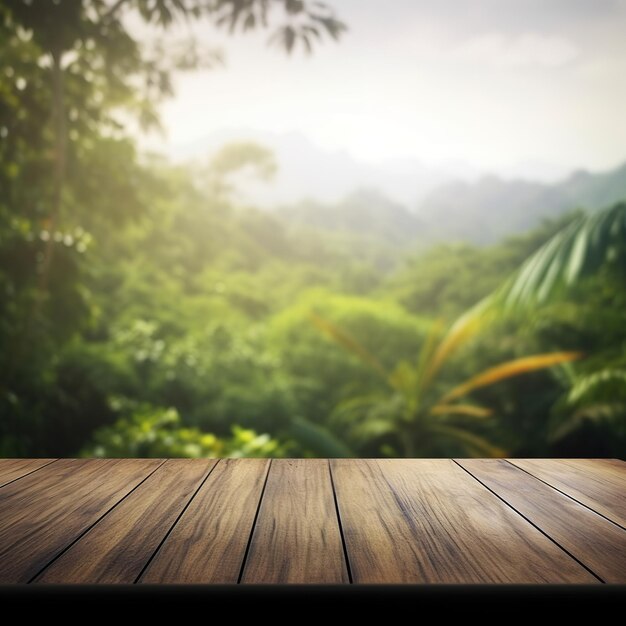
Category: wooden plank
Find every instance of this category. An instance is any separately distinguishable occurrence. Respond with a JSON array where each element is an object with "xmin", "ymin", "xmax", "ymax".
[
  {"xmin": 0, "ymin": 459, "xmax": 56, "ymax": 488},
  {"xmin": 331, "ymin": 459, "xmax": 597, "ymax": 583},
  {"xmin": 35, "ymin": 459, "xmax": 216, "ymax": 584},
  {"xmin": 241, "ymin": 459, "xmax": 349, "ymax": 584},
  {"xmin": 140, "ymin": 458, "xmax": 269, "ymax": 583},
  {"xmin": 0, "ymin": 459, "xmax": 161, "ymax": 583},
  {"xmin": 458, "ymin": 459, "xmax": 626, "ymax": 583},
  {"xmin": 510, "ymin": 459, "xmax": 626, "ymax": 528}
]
